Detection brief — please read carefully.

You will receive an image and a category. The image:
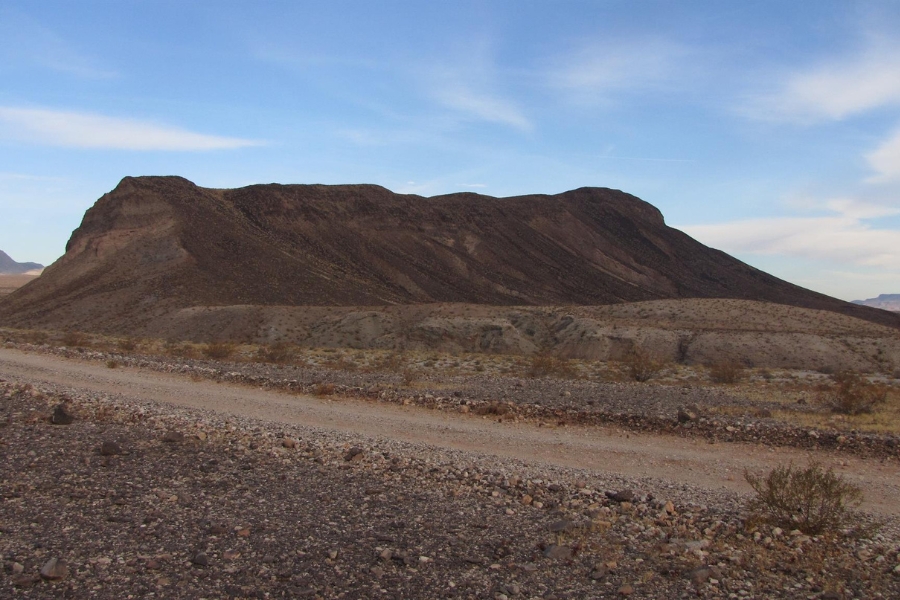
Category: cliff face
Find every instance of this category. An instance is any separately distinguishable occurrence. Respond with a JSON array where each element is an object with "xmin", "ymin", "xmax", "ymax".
[{"xmin": 1, "ymin": 175, "xmax": 897, "ymax": 332}]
